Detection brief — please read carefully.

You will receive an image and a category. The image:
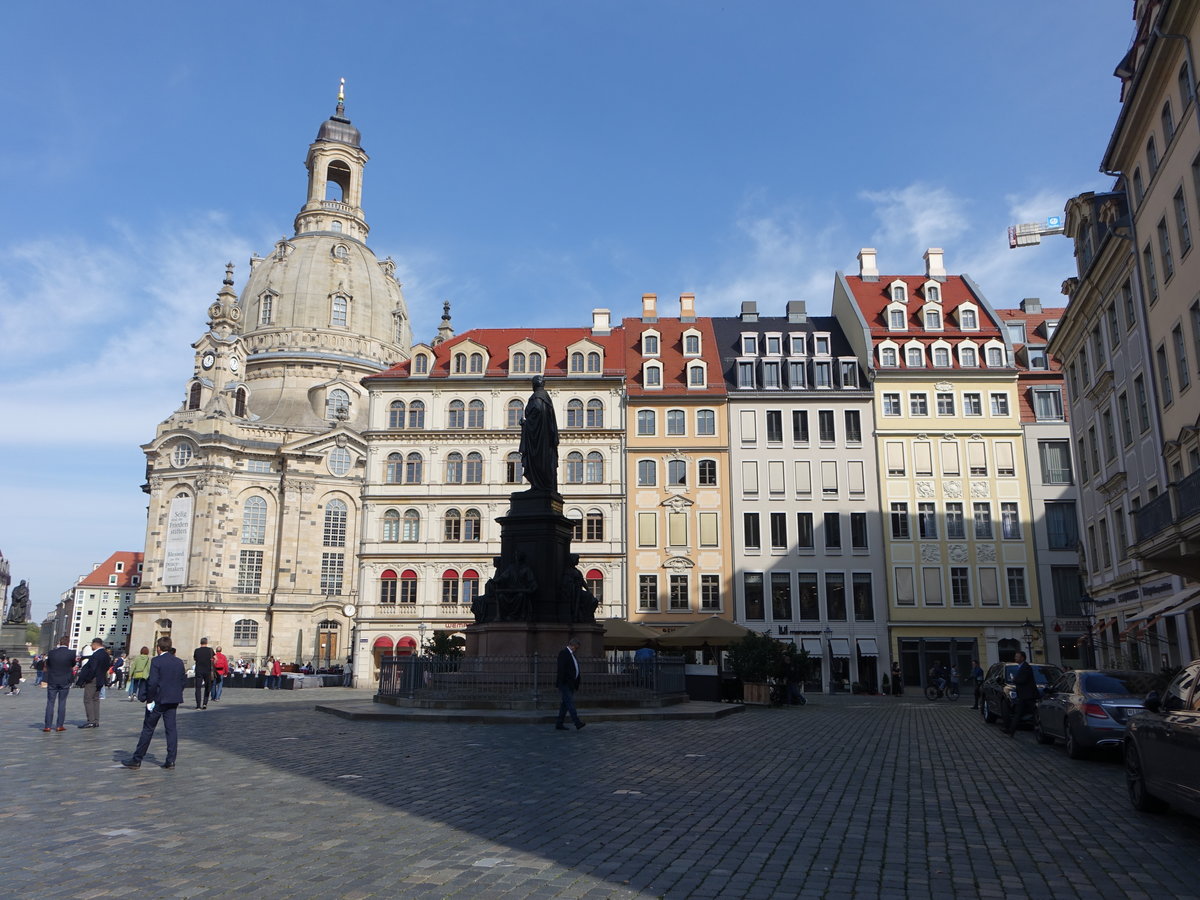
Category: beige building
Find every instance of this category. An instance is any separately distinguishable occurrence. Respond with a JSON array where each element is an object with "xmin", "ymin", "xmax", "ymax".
[
  {"xmin": 67, "ymin": 552, "xmax": 143, "ymax": 654},
  {"xmin": 132, "ymin": 97, "xmax": 412, "ymax": 671}
]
